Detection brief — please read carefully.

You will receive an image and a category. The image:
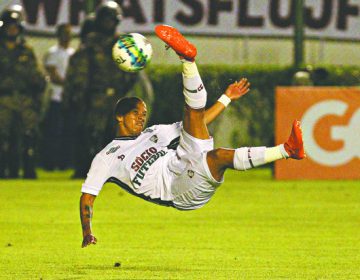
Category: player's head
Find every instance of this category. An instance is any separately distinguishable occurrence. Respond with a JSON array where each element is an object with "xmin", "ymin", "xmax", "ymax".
[
  {"xmin": 0, "ymin": 4, "xmax": 25, "ymax": 41},
  {"xmin": 115, "ymin": 97, "xmax": 147, "ymax": 137},
  {"xmin": 56, "ymin": 23, "xmax": 71, "ymax": 46},
  {"xmin": 95, "ymin": 1, "xmax": 122, "ymax": 36}
]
